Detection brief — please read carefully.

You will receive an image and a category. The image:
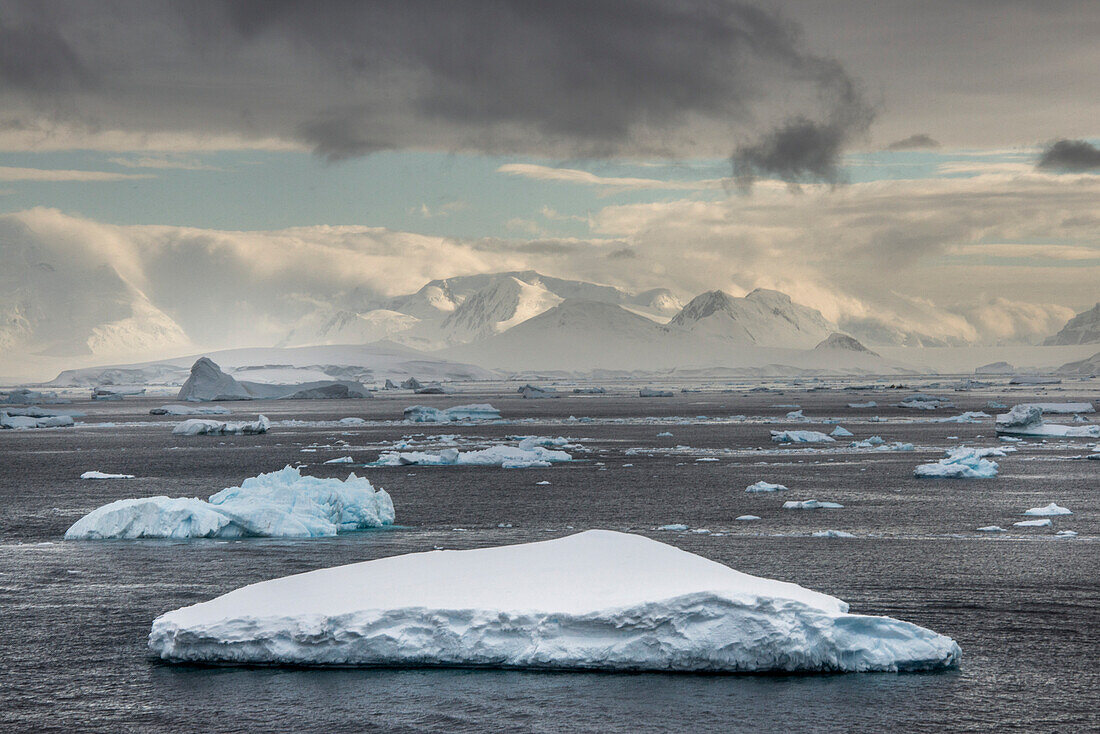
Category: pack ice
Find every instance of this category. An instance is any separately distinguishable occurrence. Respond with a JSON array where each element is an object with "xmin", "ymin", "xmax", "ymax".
[
  {"xmin": 148, "ymin": 530, "xmax": 960, "ymax": 672},
  {"xmin": 64, "ymin": 466, "xmax": 394, "ymax": 539},
  {"xmin": 995, "ymin": 405, "xmax": 1100, "ymax": 438},
  {"xmin": 913, "ymin": 447, "xmax": 1005, "ymax": 478},
  {"xmin": 403, "ymin": 404, "xmax": 501, "ymax": 422}
]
